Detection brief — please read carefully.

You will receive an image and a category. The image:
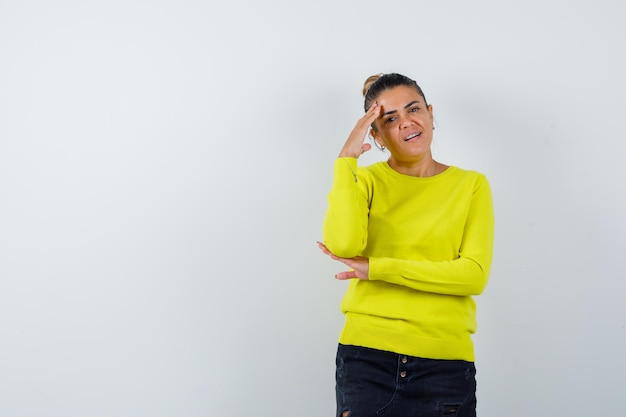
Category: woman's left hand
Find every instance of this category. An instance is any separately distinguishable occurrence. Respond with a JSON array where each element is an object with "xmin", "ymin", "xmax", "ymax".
[{"xmin": 317, "ymin": 242, "xmax": 369, "ymax": 280}]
